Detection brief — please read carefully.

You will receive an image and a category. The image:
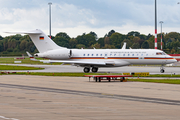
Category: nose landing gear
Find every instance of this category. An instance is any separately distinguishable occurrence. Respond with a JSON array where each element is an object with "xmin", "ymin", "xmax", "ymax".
[{"xmin": 160, "ymin": 65, "xmax": 165, "ymax": 73}]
